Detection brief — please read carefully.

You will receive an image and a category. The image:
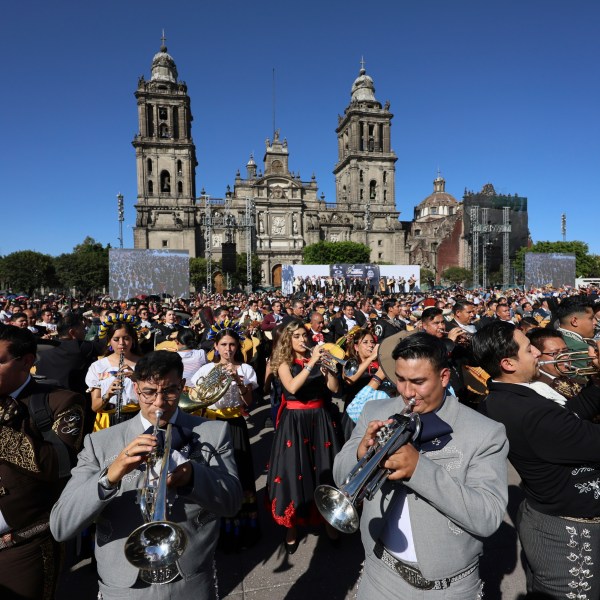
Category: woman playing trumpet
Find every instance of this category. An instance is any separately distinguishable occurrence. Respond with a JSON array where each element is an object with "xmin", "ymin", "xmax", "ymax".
[{"xmin": 266, "ymin": 319, "xmax": 342, "ymax": 553}]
